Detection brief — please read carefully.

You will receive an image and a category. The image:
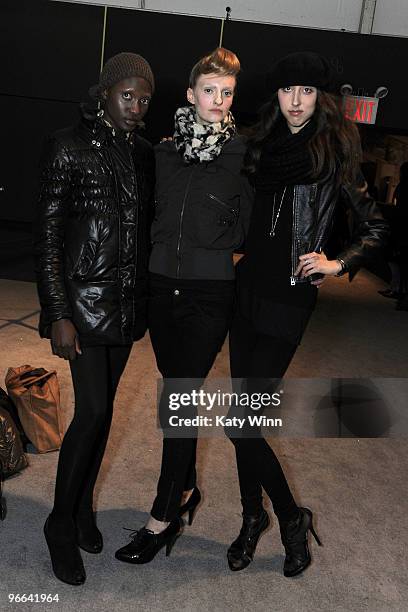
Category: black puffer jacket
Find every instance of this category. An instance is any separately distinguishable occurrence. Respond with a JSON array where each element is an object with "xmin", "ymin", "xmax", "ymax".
[
  {"xmin": 149, "ymin": 136, "xmax": 253, "ymax": 280},
  {"xmin": 34, "ymin": 107, "xmax": 155, "ymax": 346}
]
